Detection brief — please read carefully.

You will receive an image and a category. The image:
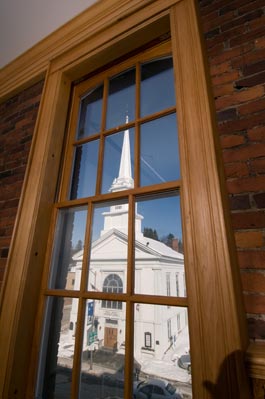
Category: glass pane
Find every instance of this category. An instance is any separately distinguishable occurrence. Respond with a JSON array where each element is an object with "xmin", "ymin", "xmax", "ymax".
[
  {"xmin": 36, "ymin": 297, "xmax": 78, "ymax": 399},
  {"xmin": 70, "ymin": 140, "xmax": 99, "ymax": 199},
  {"xmin": 134, "ymin": 304, "xmax": 192, "ymax": 399},
  {"xmin": 87, "ymin": 200, "xmax": 129, "ymax": 293},
  {"xmin": 49, "ymin": 206, "xmax": 87, "ymax": 290},
  {"xmin": 106, "ymin": 68, "xmax": 135, "ymax": 129},
  {"xmin": 140, "ymin": 113, "xmax": 180, "ymax": 186},
  {"xmin": 101, "ymin": 128, "xmax": 134, "ymax": 194},
  {"xmin": 79, "ymin": 300, "xmax": 126, "ymax": 399},
  {"xmin": 77, "ymin": 84, "xmax": 103, "ymax": 139},
  {"xmin": 141, "ymin": 57, "xmax": 175, "ymax": 117},
  {"xmin": 135, "ymin": 193, "xmax": 185, "ymax": 297}
]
